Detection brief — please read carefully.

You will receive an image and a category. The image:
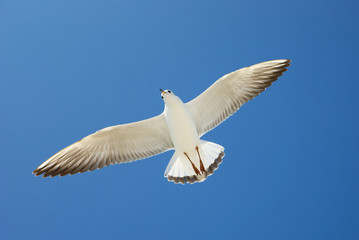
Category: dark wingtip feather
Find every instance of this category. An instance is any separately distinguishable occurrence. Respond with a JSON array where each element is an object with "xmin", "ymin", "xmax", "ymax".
[{"xmin": 283, "ymin": 59, "xmax": 292, "ymax": 67}]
